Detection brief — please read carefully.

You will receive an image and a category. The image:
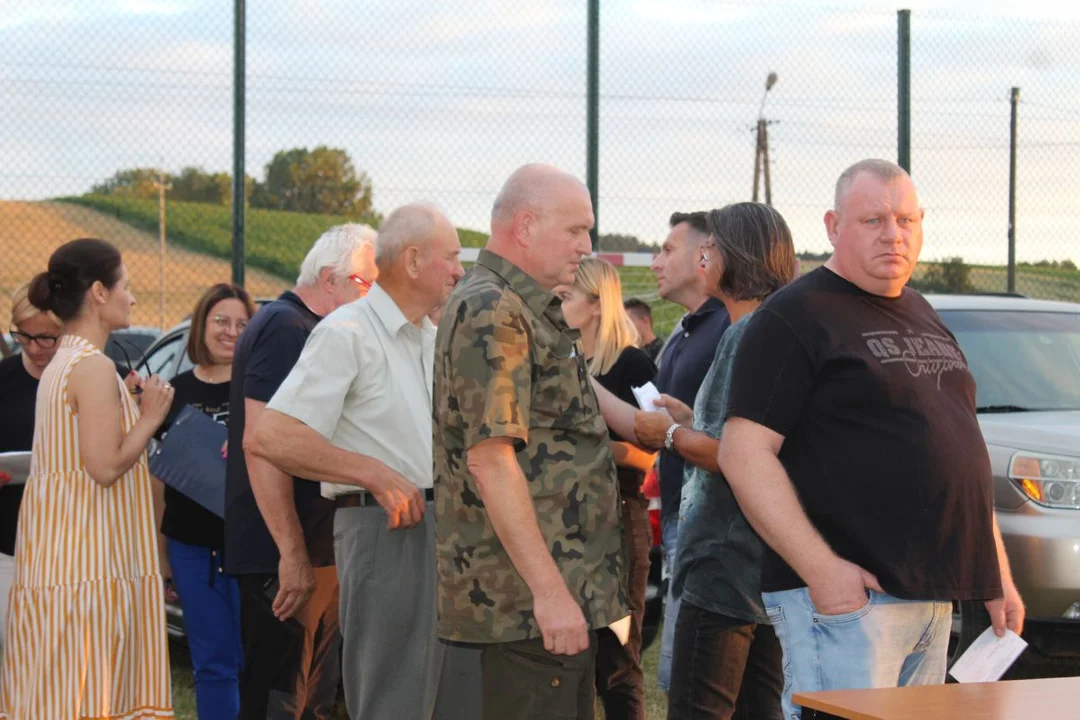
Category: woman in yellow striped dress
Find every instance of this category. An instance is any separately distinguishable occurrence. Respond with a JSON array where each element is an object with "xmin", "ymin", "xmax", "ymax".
[{"xmin": 0, "ymin": 238, "xmax": 176, "ymax": 720}]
